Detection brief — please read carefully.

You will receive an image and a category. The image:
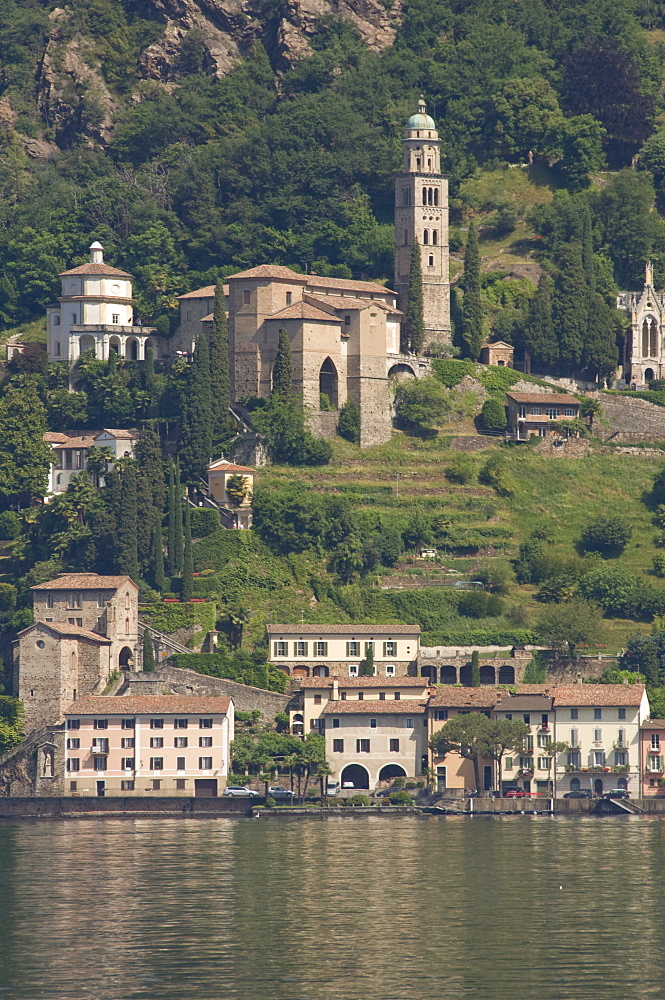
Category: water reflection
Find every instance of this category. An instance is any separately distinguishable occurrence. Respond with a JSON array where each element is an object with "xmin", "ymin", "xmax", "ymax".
[{"xmin": 0, "ymin": 816, "xmax": 664, "ymax": 999}]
